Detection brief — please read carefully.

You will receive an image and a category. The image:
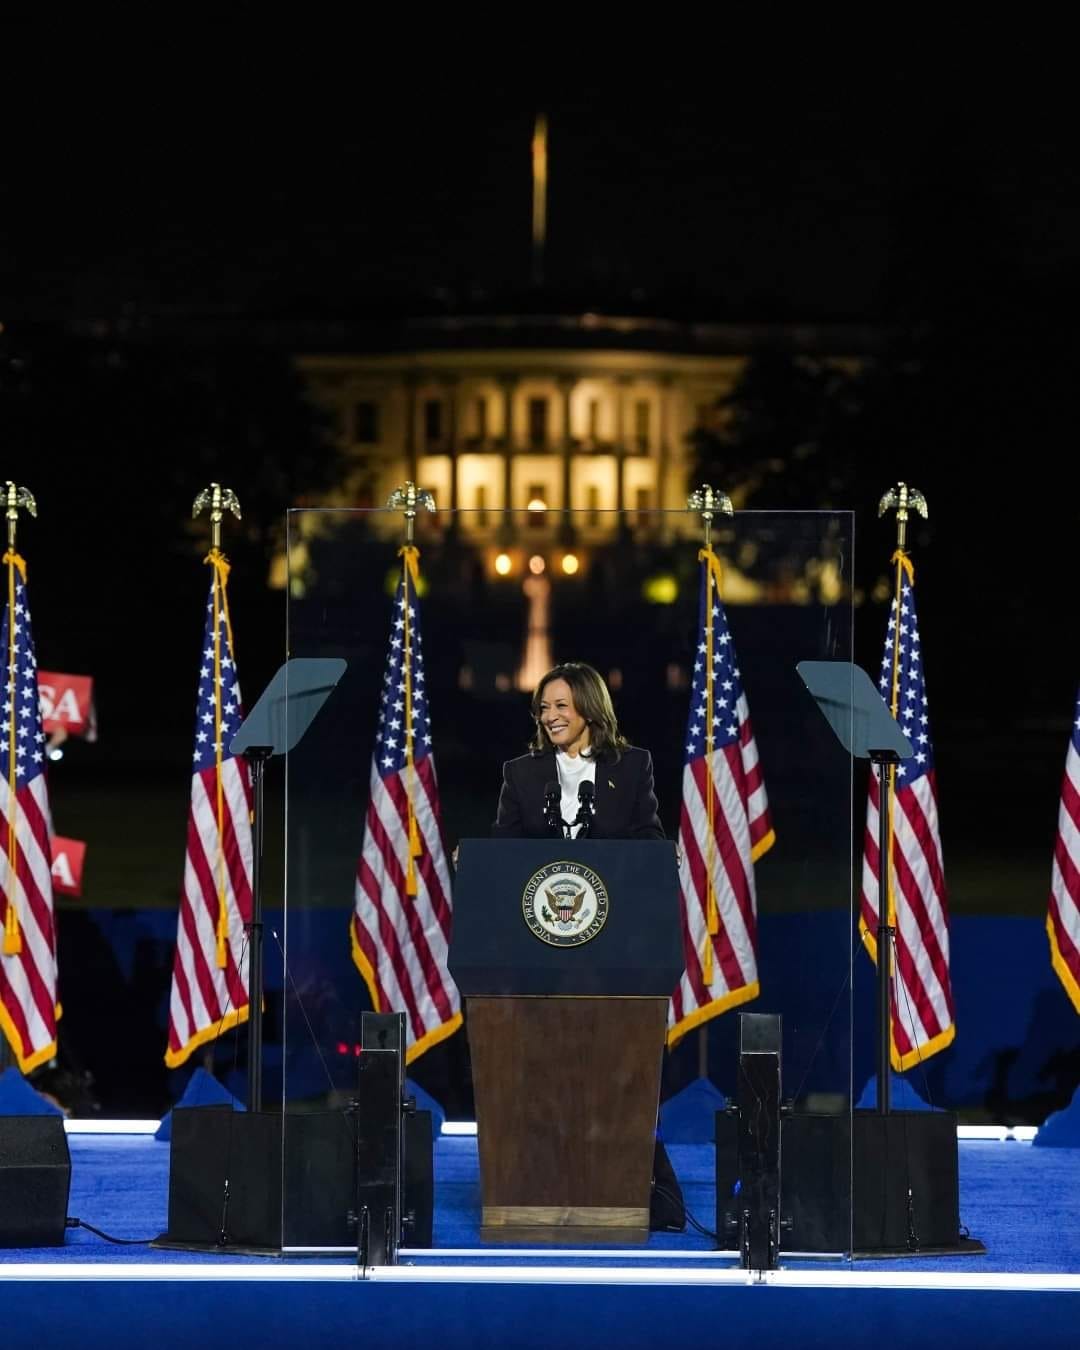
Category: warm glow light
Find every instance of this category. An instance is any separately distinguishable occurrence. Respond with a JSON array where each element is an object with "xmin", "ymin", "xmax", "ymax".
[
  {"xmin": 529, "ymin": 555, "xmax": 546, "ymax": 575},
  {"xmin": 494, "ymin": 552, "xmax": 513, "ymax": 575},
  {"xmin": 526, "ymin": 498, "xmax": 547, "ymax": 512},
  {"xmin": 561, "ymin": 553, "xmax": 579, "ymax": 575},
  {"xmin": 642, "ymin": 574, "xmax": 678, "ymax": 605}
]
